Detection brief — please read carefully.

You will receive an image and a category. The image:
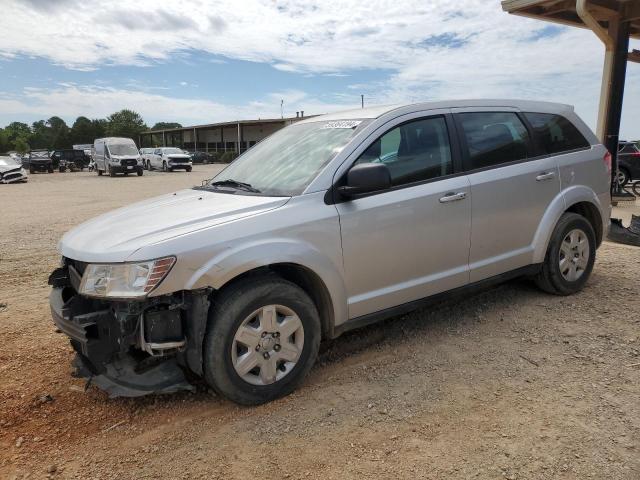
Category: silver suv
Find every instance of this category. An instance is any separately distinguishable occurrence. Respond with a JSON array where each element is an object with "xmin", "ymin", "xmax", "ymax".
[{"xmin": 49, "ymin": 100, "xmax": 611, "ymax": 404}]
